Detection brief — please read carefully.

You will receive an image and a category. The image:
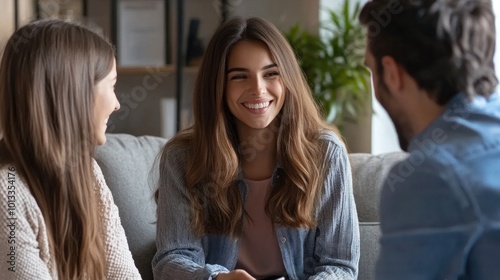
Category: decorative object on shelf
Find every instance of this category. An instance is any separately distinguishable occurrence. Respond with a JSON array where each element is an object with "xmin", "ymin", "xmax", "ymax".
[
  {"xmin": 185, "ymin": 18, "xmax": 205, "ymax": 66},
  {"xmin": 114, "ymin": 0, "xmax": 170, "ymax": 66},
  {"xmin": 36, "ymin": 0, "xmax": 85, "ymax": 21},
  {"xmin": 160, "ymin": 97, "xmax": 177, "ymax": 139},
  {"xmin": 284, "ymin": 0, "xmax": 370, "ymax": 130}
]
